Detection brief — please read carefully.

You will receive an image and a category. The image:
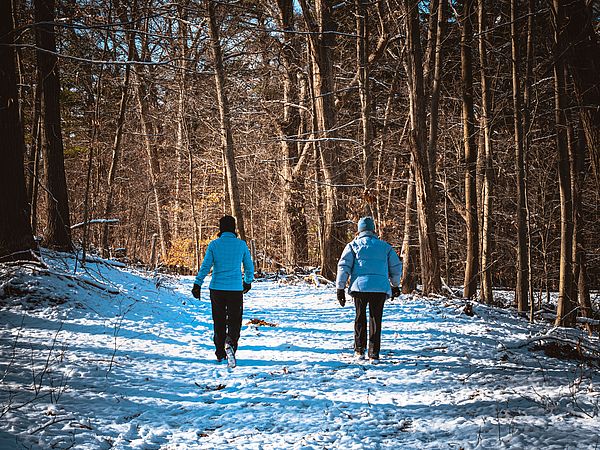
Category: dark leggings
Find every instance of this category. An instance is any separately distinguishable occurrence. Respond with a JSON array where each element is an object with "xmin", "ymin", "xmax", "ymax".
[
  {"xmin": 352, "ymin": 292, "xmax": 386, "ymax": 359},
  {"xmin": 210, "ymin": 289, "xmax": 243, "ymax": 360}
]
